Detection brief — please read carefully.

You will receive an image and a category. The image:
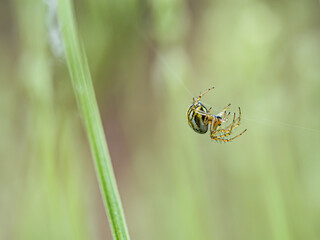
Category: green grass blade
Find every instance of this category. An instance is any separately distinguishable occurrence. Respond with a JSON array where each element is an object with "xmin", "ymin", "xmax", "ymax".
[{"xmin": 57, "ymin": 0, "xmax": 130, "ymax": 239}]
